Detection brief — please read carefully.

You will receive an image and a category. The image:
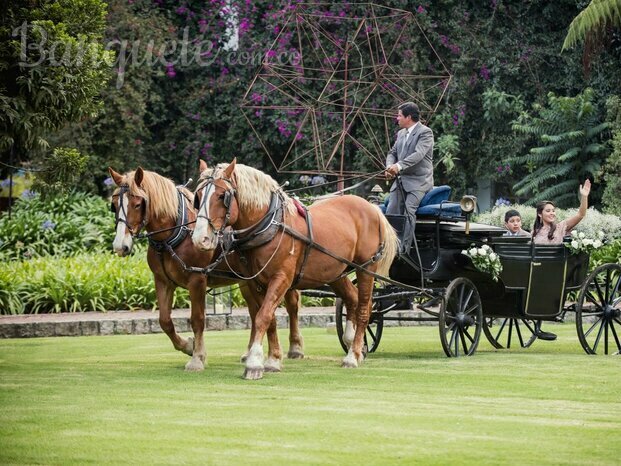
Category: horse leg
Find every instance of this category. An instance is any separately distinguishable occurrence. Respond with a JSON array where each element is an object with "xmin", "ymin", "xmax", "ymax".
[
  {"xmin": 343, "ymin": 272, "xmax": 375, "ymax": 368},
  {"xmin": 185, "ymin": 276, "xmax": 207, "ymax": 371},
  {"xmin": 239, "ymin": 283, "xmax": 282, "ymax": 370},
  {"xmin": 329, "ymin": 277, "xmax": 358, "ymax": 348},
  {"xmin": 284, "ymin": 289, "xmax": 304, "ymax": 359},
  {"xmin": 155, "ymin": 278, "xmax": 193, "ymax": 357},
  {"xmin": 244, "ymin": 276, "xmax": 290, "ymax": 380}
]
